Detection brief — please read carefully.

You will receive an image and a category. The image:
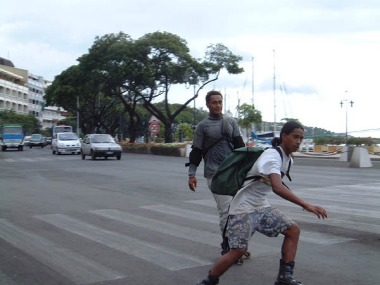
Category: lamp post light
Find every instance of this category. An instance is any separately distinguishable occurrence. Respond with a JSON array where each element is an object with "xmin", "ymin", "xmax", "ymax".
[{"xmin": 340, "ymin": 92, "xmax": 354, "ymax": 145}]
